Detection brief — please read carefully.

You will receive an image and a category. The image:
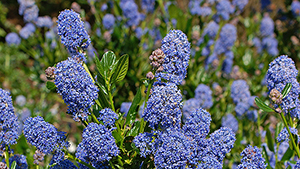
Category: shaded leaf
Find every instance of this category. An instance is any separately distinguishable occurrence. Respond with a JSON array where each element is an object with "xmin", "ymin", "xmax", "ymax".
[
  {"xmin": 281, "ymin": 146, "xmax": 293, "ymax": 161},
  {"xmin": 111, "ymin": 54, "xmax": 129, "ymax": 84},
  {"xmin": 46, "ymin": 81, "xmax": 56, "ymax": 91},
  {"xmin": 125, "ymin": 88, "xmax": 141, "ymax": 125},
  {"xmin": 266, "ymin": 128, "xmax": 274, "ymax": 152},
  {"xmin": 282, "ymin": 83, "xmax": 292, "ymax": 99},
  {"xmin": 255, "ymin": 97, "xmax": 274, "ymax": 112}
]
